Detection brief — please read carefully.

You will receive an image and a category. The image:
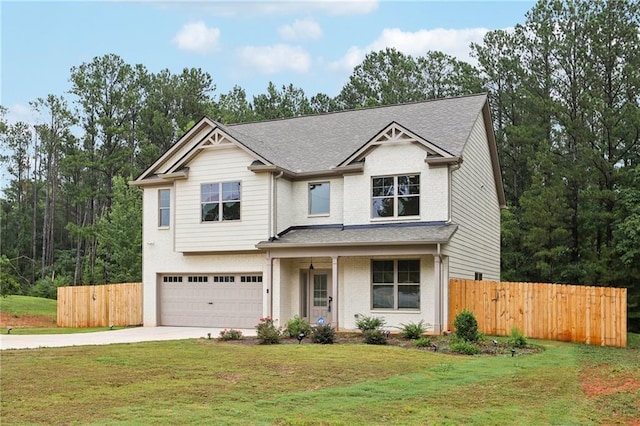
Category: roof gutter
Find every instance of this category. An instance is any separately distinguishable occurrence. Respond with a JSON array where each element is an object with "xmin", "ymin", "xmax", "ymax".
[
  {"xmin": 248, "ymin": 162, "xmax": 364, "ymax": 180},
  {"xmin": 425, "ymin": 156, "xmax": 461, "ymax": 166},
  {"xmin": 129, "ymin": 169, "xmax": 189, "ymax": 187},
  {"xmin": 447, "ymin": 158, "xmax": 463, "ymax": 224}
]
